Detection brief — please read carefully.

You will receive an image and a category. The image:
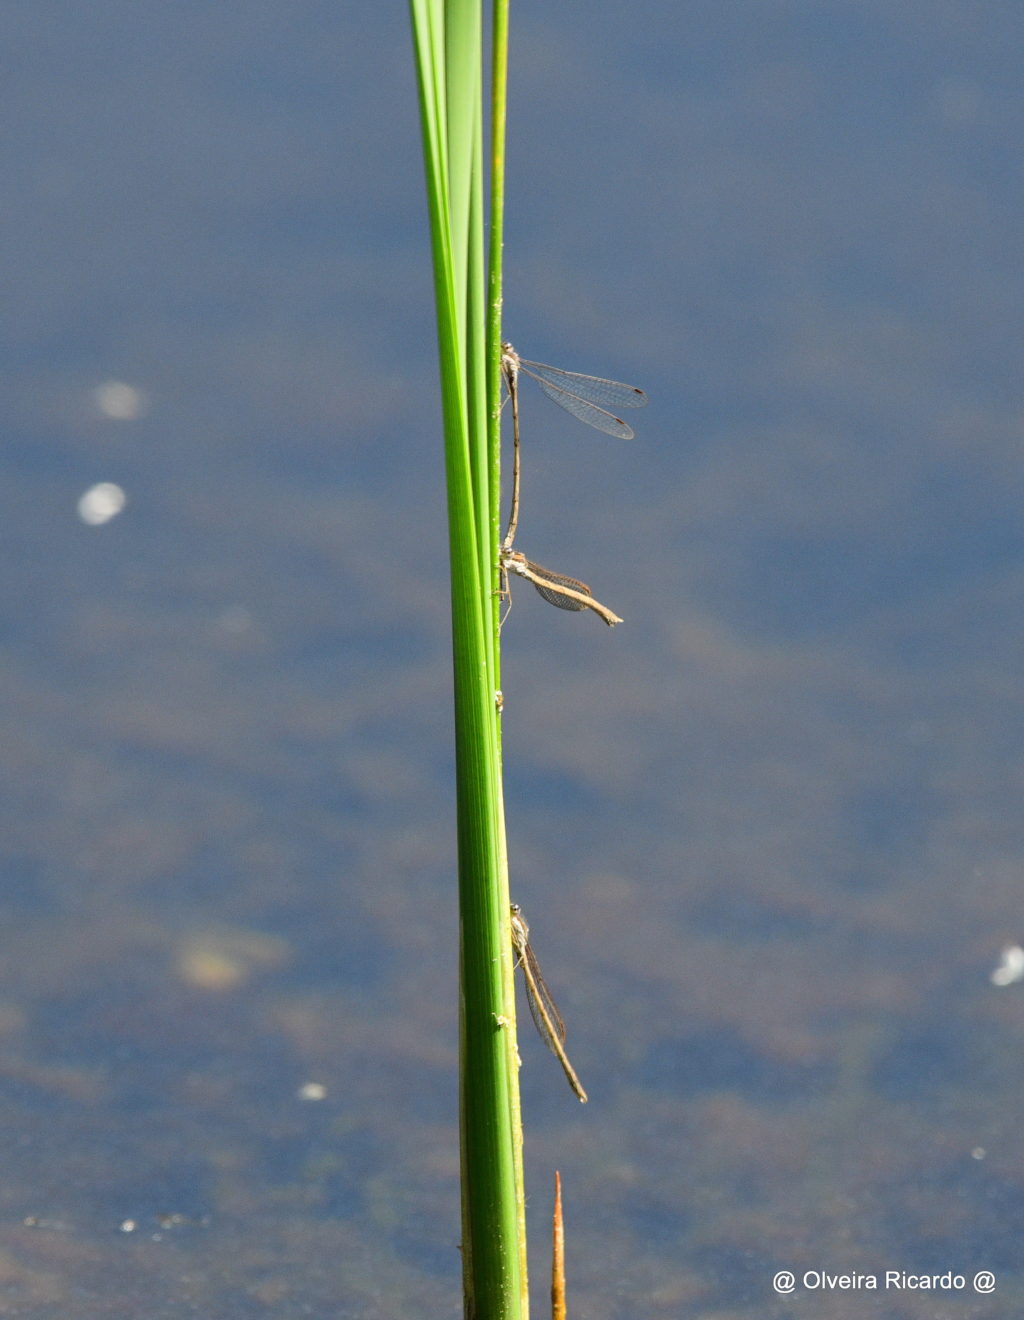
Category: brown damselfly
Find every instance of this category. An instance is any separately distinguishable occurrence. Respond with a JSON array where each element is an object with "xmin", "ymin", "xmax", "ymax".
[
  {"xmin": 500, "ymin": 548, "xmax": 622, "ymax": 627},
  {"xmin": 510, "ymin": 902, "xmax": 588, "ymax": 1103}
]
